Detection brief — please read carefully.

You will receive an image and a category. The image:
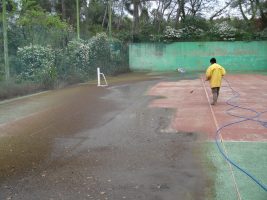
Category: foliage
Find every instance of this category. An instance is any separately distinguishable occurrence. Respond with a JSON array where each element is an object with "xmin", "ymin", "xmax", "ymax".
[
  {"xmin": 66, "ymin": 39, "xmax": 90, "ymax": 74},
  {"xmin": 13, "ymin": 31, "xmax": 127, "ymax": 91},
  {"xmin": 1, "ymin": 0, "xmax": 267, "ymax": 100},
  {"xmin": 19, "ymin": 0, "xmax": 40, "ymax": 14},
  {"xmin": 89, "ymin": 33, "xmax": 111, "ymax": 70},
  {"xmin": 66, "ymin": 33, "xmax": 111, "ymax": 77},
  {"xmin": 17, "ymin": 44, "xmax": 57, "ymax": 88},
  {"xmin": 209, "ymin": 21, "xmax": 238, "ymax": 41},
  {"xmin": 65, "ymin": 32, "xmax": 129, "ymax": 80},
  {"xmin": 17, "ymin": 9, "xmax": 72, "ymax": 47},
  {"xmin": 163, "ymin": 26, "xmax": 182, "ymax": 41},
  {"xmin": 0, "ymin": 0, "xmax": 17, "ymax": 13},
  {"xmin": 163, "ymin": 25, "xmax": 205, "ymax": 41},
  {"xmin": 19, "ymin": 10, "xmax": 67, "ymax": 29},
  {"xmin": 0, "ymin": 62, "xmax": 4, "ymax": 82},
  {"xmin": 161, "ymin": 17, "xmax": 267, "ymax": 42},
  {"xmin": 260, "ymin": 27, "xmax": 267, "ymax": 39}
]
